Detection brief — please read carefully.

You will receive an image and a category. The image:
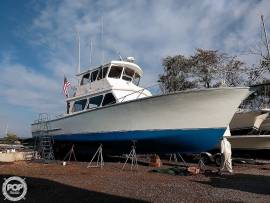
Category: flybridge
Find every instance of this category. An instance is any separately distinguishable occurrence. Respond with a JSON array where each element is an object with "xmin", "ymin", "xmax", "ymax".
[
  {"xmin": 65, "ymin": 59, "xmax": 152, "ymax": 115},
  {"xmin": 76, "ymin": 60, "xmax": 143, "ymax": 78},
  {"xmin": 75, "ymin": 60, "xmax": 144, "ymax": 93}
]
